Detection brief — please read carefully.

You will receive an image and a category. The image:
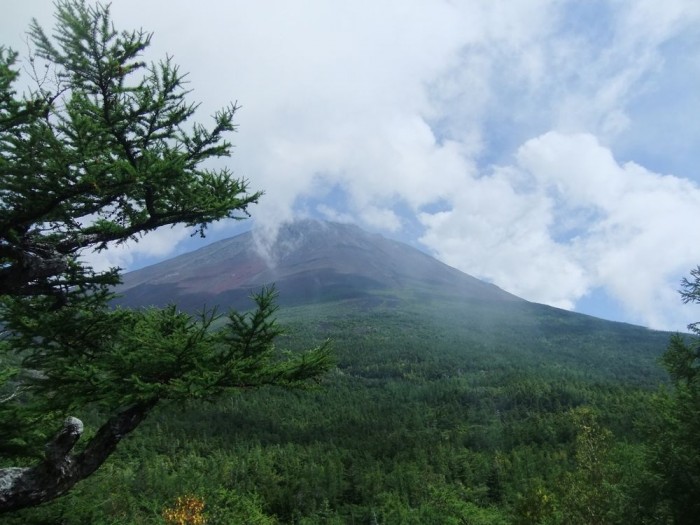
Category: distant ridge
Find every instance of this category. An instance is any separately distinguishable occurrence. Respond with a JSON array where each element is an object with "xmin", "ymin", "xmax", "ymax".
[{"xmin": 115, "ymin": 219, "xmax": 521, "ymax": 311}]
